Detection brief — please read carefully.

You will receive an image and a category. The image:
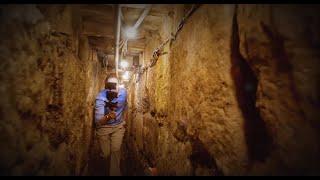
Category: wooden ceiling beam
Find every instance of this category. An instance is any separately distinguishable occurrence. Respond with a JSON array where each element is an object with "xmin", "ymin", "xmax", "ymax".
[{"xmin": 81, "ymin": 20, "xmax": 114, "ymax": 38}]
